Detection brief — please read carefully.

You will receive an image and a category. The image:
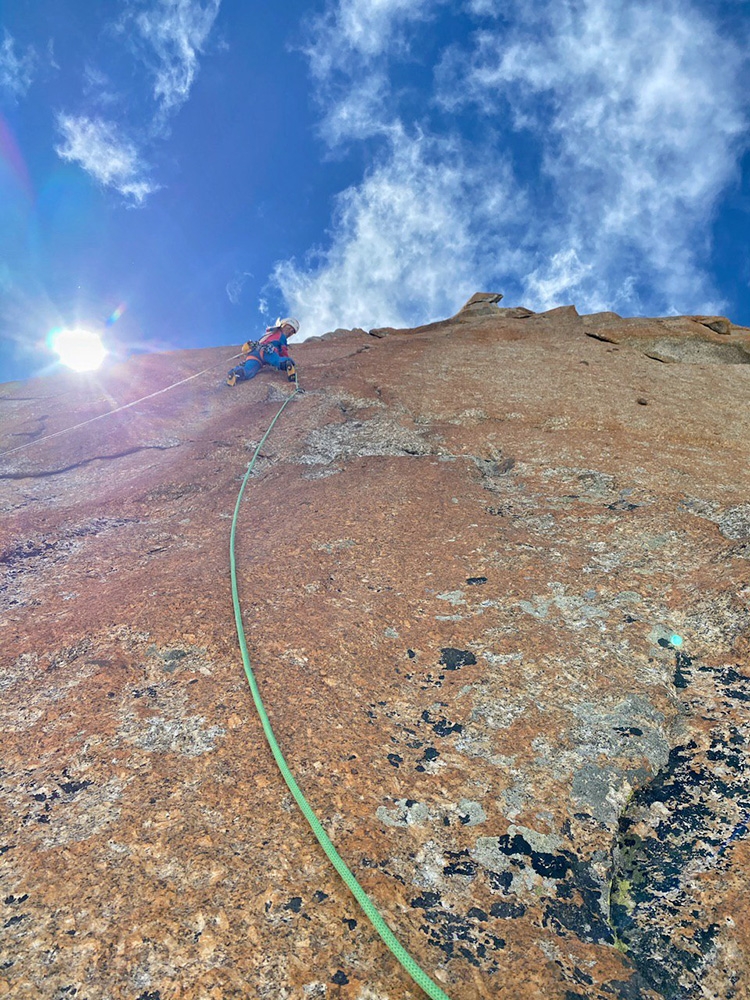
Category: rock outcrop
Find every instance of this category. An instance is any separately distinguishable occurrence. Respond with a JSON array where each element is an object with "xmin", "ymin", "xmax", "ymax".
[{"xmin": 1, "ymin": 299, "xmax": 749, "ymax": 1000}]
